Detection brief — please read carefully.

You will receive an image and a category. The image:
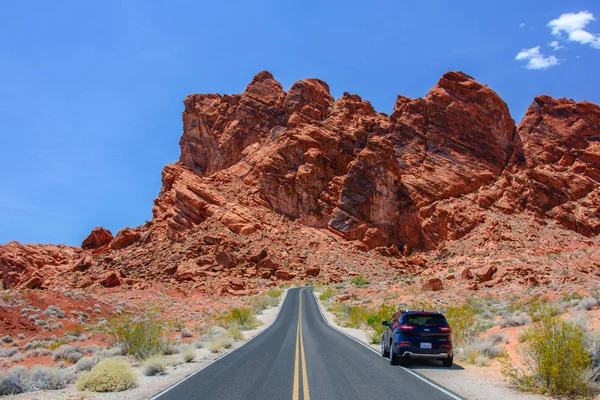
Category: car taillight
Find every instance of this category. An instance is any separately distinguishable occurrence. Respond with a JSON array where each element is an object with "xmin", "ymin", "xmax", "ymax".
[
  {"xmin": 442, "ymin": 343, "xmax": 452, "ymax": 348},
  {"xmin": 440, "ymin": 326, "xmax": 451, "ymax": 332},
  {"xmin": 398, "ymin": 324, "xmax": 414, "ymax": 331},
  {"xmin": 398, "ymin": 342, "xmax": 411, "ymax": 347}
]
